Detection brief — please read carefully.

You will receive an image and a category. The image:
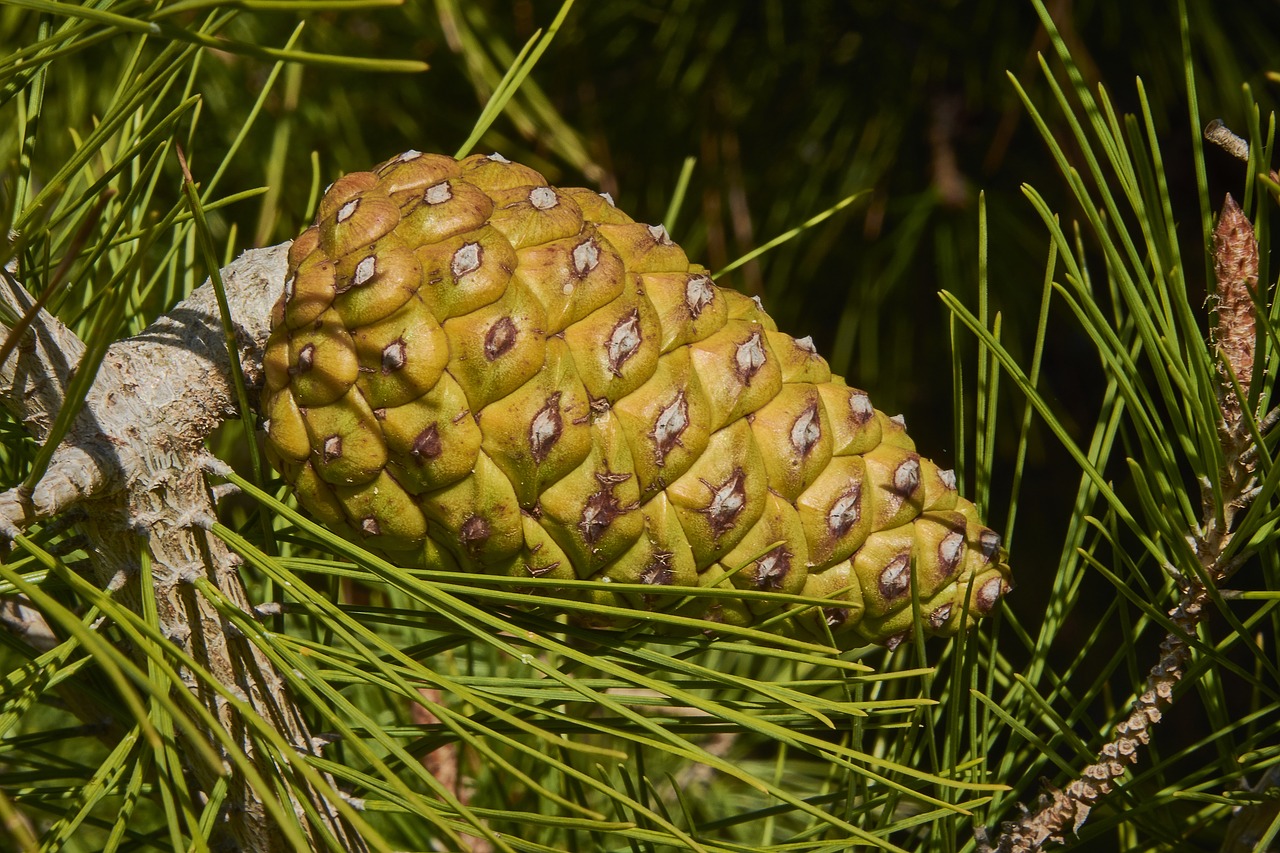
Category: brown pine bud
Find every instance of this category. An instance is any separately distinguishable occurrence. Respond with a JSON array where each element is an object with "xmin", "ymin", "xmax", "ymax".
[{"xmin": 1212, "ymin": 193, "xmax": 1259, "ymax": 431}]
